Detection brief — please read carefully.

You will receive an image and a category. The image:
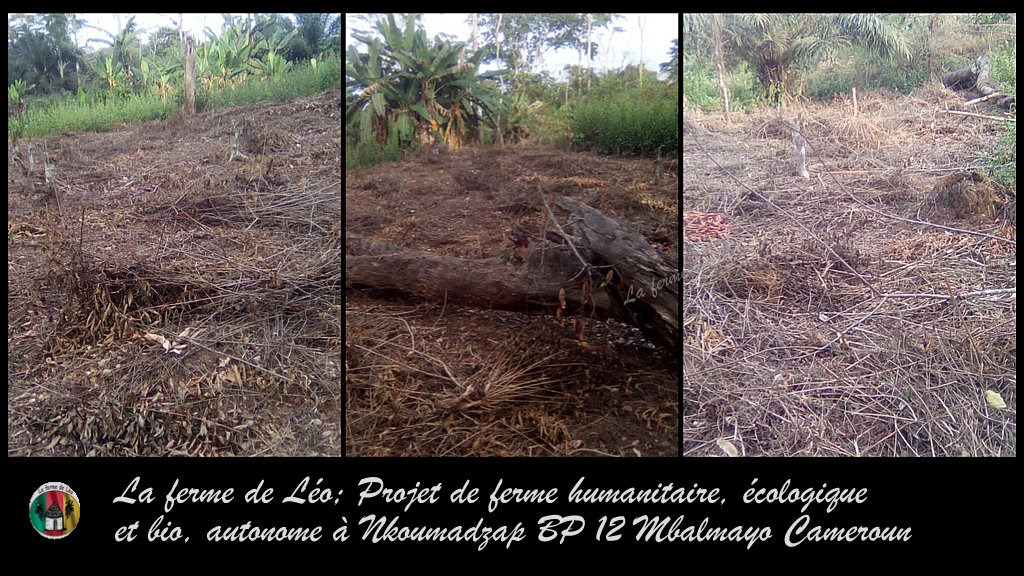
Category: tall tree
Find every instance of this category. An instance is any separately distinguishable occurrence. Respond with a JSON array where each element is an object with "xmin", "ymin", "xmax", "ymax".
[
  {"xmin": 710, "ymin": 15, "xmax": 728, "ymax": 122},
  {"xmin": 477, "ymin": 13, "xmax": 584, "ymax": 143},
  {"xmin": 8, "ymin": 13, "xmax": 85, "ymax": 93},
  {"xmin": 637, "ymin": 15, "xmax": 646, "ymax": 87},
  {"xmin": 660, "ymin": 38, "xmax": 679, "ymax": 84},
  {"xmin": 547, "ymin": 13, "xmax": 612, "ymax": 95},
  {"xmin": 478, "ymin": 13, "xmax": 578, "ymax": 78},
  {"xmin": 293, "ymin": 13, "xmax": 341, "ymax": 61}
]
